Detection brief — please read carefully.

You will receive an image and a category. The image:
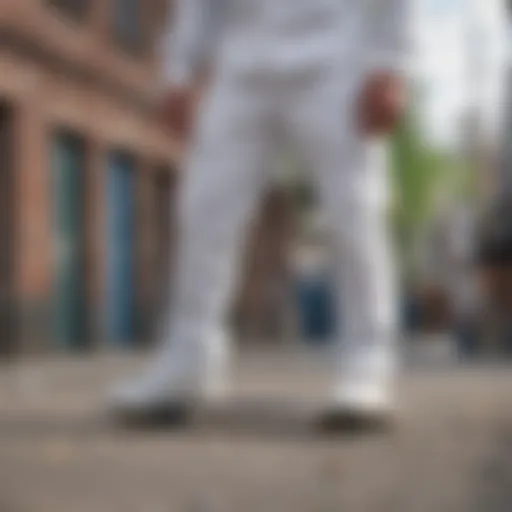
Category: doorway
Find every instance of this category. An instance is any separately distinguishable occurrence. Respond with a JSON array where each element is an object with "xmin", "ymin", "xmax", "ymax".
[
  {"xmin": 107, "ymin": 150, "xmax": 137, "ymax": 346},
  {"xmin": 52, "ymin": 130, "xmax": 89, "ymax": 349}
]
